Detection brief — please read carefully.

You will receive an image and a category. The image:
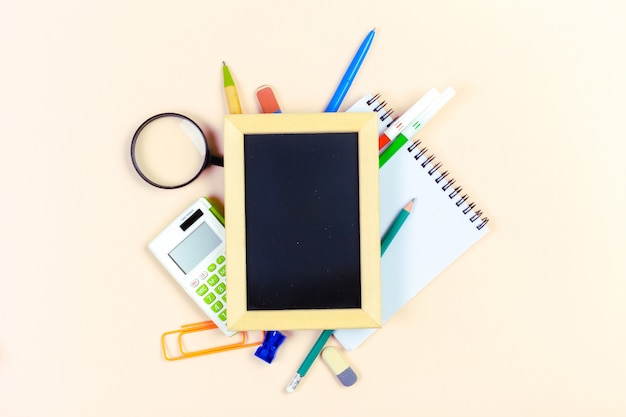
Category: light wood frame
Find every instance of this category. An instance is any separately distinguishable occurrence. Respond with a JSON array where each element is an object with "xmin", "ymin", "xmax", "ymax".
[{"xmin": 224, "ymin": 113, "xmax": 381, "ymax": 330}]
